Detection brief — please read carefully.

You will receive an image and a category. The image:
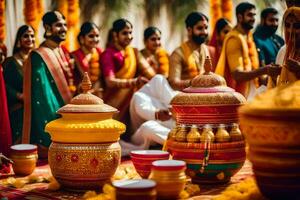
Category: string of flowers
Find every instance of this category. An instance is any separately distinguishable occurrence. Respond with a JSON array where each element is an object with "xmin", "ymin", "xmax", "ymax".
[
  {"xmin": 23, "ymin": 0, "xmax": 43, "ymax": 45},
  {"xmin": 222, "ymin": 0, "xmax": 233, "ymax": 22},
  {"xmin": 58, "ymin": 0, "xmax": 80, "ymax": 51},
  {"xmin": 36, "ymin": 0, "xmax": 44, "ymax": 20},
  {"xmin": 156, "ymin": 48, "xmax": 169, "ymax": 77},
  {"xmin": 89, "ymin": 49, "xmax": 100, "ymax": 83},
  {"xmin": 0, "ymin": 0, "xmax": 5, "ymax": 43},
  {"xmin": 57, "ymin": 0, "xmax": 68, "ymax": 17},
  {"xmin": 209, "ymin": 0, "xmax": 222, "ymax": 35}
]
